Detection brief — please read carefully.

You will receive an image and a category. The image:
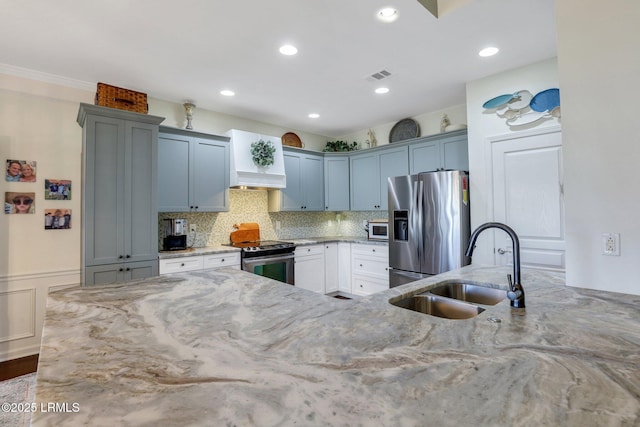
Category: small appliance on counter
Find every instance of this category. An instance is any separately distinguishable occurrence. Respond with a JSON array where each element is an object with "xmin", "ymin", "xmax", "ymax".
[
  {"xmin": 163, "ymin": 218, "xmax": 188, "ymax": 251},
  {"xmin": 367, "ymin": 219, "xmax": 389, "ymax": 240}
]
